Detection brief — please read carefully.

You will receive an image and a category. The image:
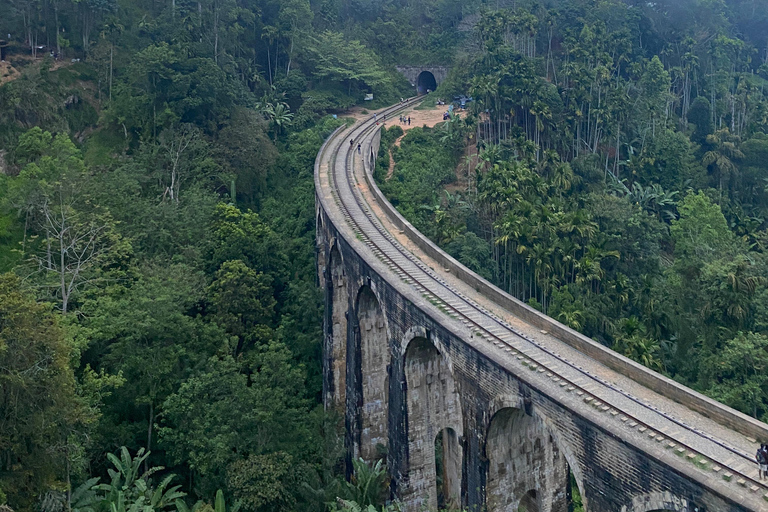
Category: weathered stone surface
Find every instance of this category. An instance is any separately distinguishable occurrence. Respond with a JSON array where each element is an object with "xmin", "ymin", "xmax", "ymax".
[
  {"xmin": 355, "ymin": 285, "xmax": 389, "ymax": 461},
  {"xmin": 486, "ymin": 407, "xmax": 568, "ymax": 512},
  {"xmin": 325, "ymin": 243, "xmax": 348, "ymax": 410},
  {"xmin": 317, "ymin": 213, "xmax": 756, "ymax": 512},
  {"xmin": 403, "ymin": 336, "xmax": 462, "ymax": 511}
]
